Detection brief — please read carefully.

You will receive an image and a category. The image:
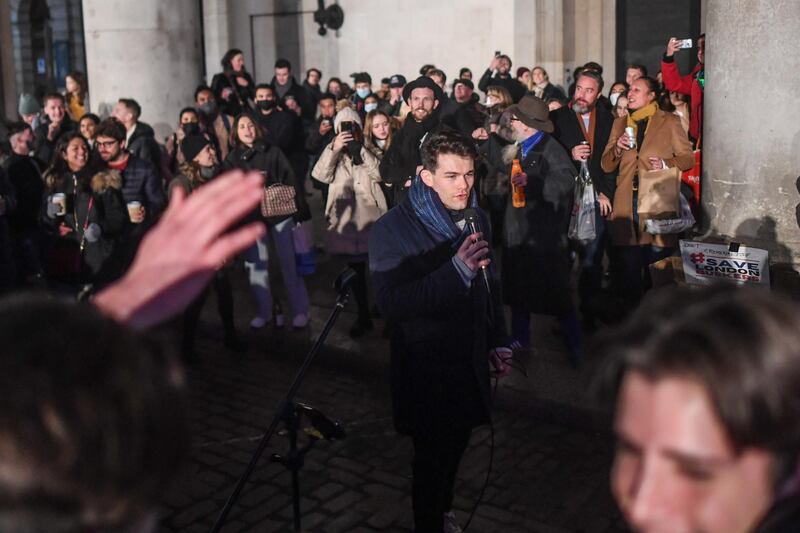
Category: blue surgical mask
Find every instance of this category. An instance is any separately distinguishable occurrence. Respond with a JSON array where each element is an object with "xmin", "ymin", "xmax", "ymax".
[
  {"xmin": 356, "ymin": 88, "xmax": 371, "ymax": 99},
  {"xmin": 364, "ymin": 103, "xmax": 378, "ymax": 113}
]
